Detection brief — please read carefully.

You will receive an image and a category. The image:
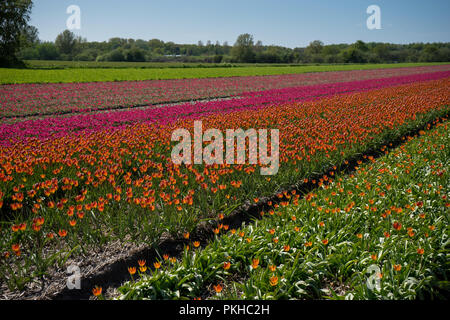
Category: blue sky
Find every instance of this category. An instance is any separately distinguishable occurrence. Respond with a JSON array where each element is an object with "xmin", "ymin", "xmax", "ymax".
[{"xmin": 30, "ymin": 0, "xmax": 450, "ymax": 48}]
